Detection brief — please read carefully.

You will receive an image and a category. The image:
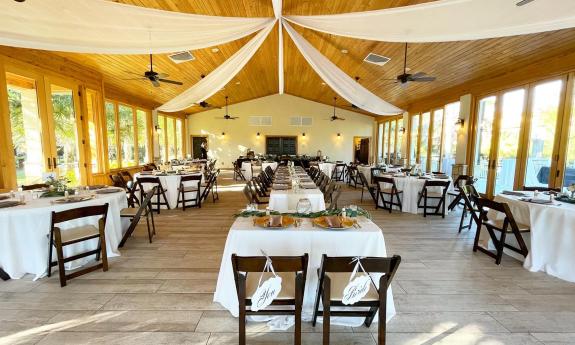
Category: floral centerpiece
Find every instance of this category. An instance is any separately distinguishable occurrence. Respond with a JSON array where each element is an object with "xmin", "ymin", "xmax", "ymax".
[
  {"xmin": 41, "ymin": 176, "xmax": 72, "ymax": 198},
  {"xmin": 234, "ymin": 207, "xmax": 371, "ymax": 219}
]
